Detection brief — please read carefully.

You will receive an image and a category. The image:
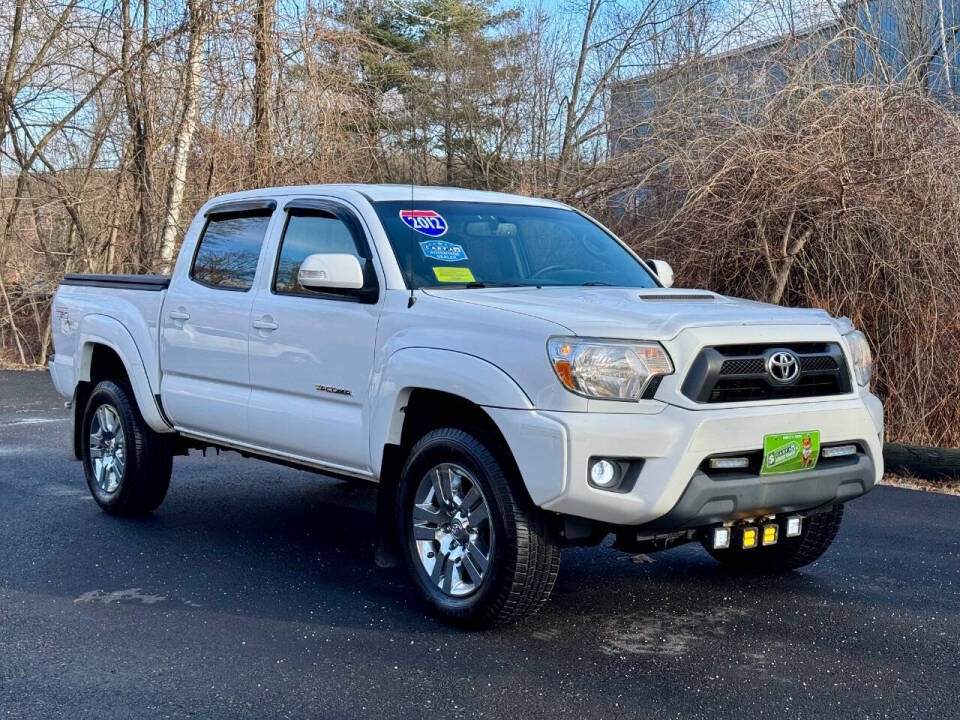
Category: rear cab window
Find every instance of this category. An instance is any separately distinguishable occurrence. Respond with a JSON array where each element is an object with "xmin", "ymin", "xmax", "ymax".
[{"xmin": 191, "ymin": 210, "xmax": 274, "ymax": 291}]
